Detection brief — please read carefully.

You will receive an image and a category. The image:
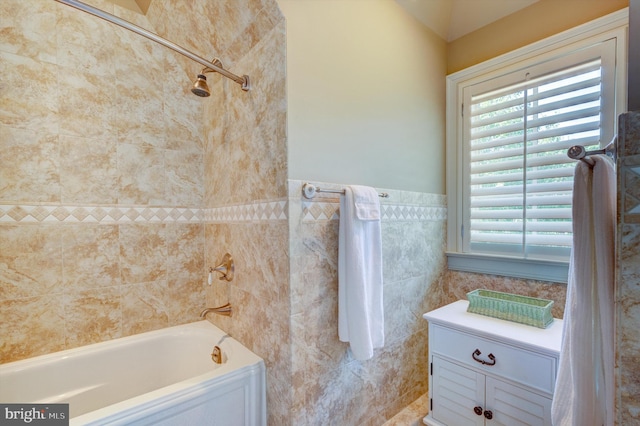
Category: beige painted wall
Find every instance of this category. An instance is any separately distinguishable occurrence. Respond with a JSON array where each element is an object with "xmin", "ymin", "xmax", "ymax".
[
  {"xmin": 448, "ymin": 0, "xmax": 629, "ymax": 74},
  {"xmin": 279, "ymin": 0, "xmax": 447, "ymax": 194}
]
